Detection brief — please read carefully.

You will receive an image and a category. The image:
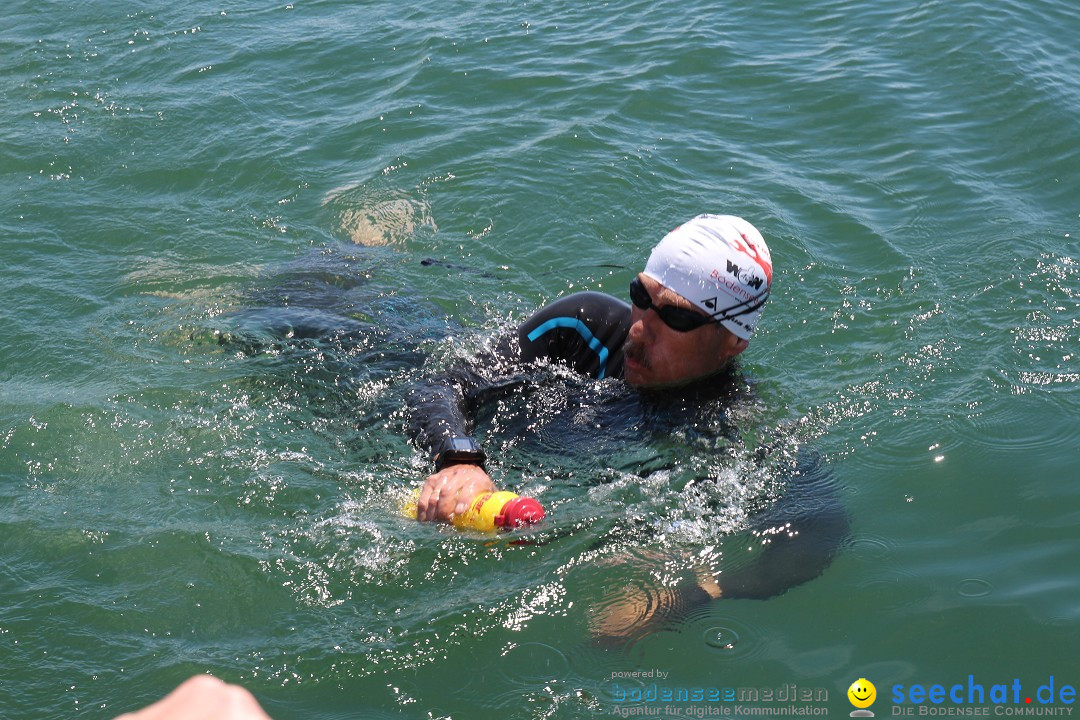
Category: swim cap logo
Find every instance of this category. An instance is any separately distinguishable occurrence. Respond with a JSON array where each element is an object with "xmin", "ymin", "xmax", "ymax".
[
  {"xmin": 848, "ymin": 678, "xmax": 876, "ymax": 717},
  {"xmin": 730, "ymin": 232, "xmax": 773, "ymax": 285},
  {"xmin": 725, "ymin": 259, "xmax": 765, "ymax": 290}
]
